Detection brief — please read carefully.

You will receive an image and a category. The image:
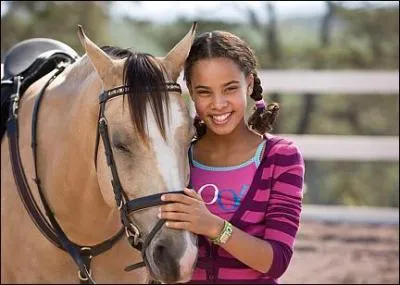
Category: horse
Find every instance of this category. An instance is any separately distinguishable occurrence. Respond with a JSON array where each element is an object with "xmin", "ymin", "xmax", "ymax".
[{"xmin": 1, "ymin": 23, "xmax": 198, "ymax": 284}]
